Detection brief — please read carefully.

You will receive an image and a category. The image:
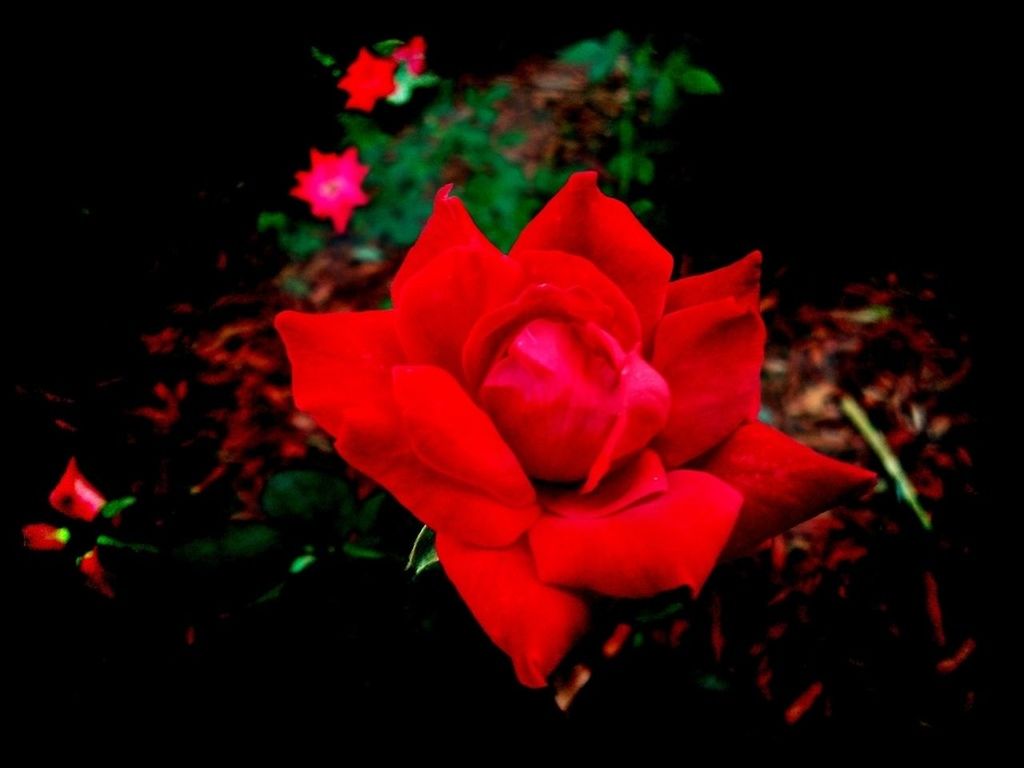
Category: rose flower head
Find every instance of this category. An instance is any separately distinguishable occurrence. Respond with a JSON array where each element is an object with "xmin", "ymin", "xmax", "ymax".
[
  {"xmin": 337, "ymin": 47, "xmax": 398, "ymax": 112},
  {"xmin": 276, "ymin": 172, "xmax": 876, "ymax": 687},
  {"xmin": 291, "ymin": 148, "xmax": 370, "ymax": 234}
]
